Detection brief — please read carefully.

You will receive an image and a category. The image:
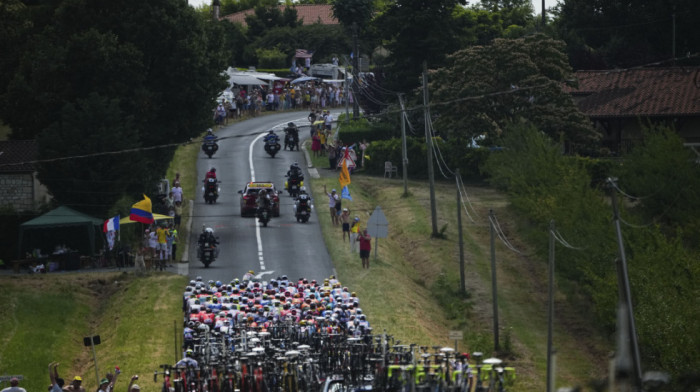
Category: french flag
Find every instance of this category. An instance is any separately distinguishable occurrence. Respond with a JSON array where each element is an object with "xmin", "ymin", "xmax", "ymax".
[{"xmin": 103, "ymin": 215, "xmax": 120, "ymax": 233}]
